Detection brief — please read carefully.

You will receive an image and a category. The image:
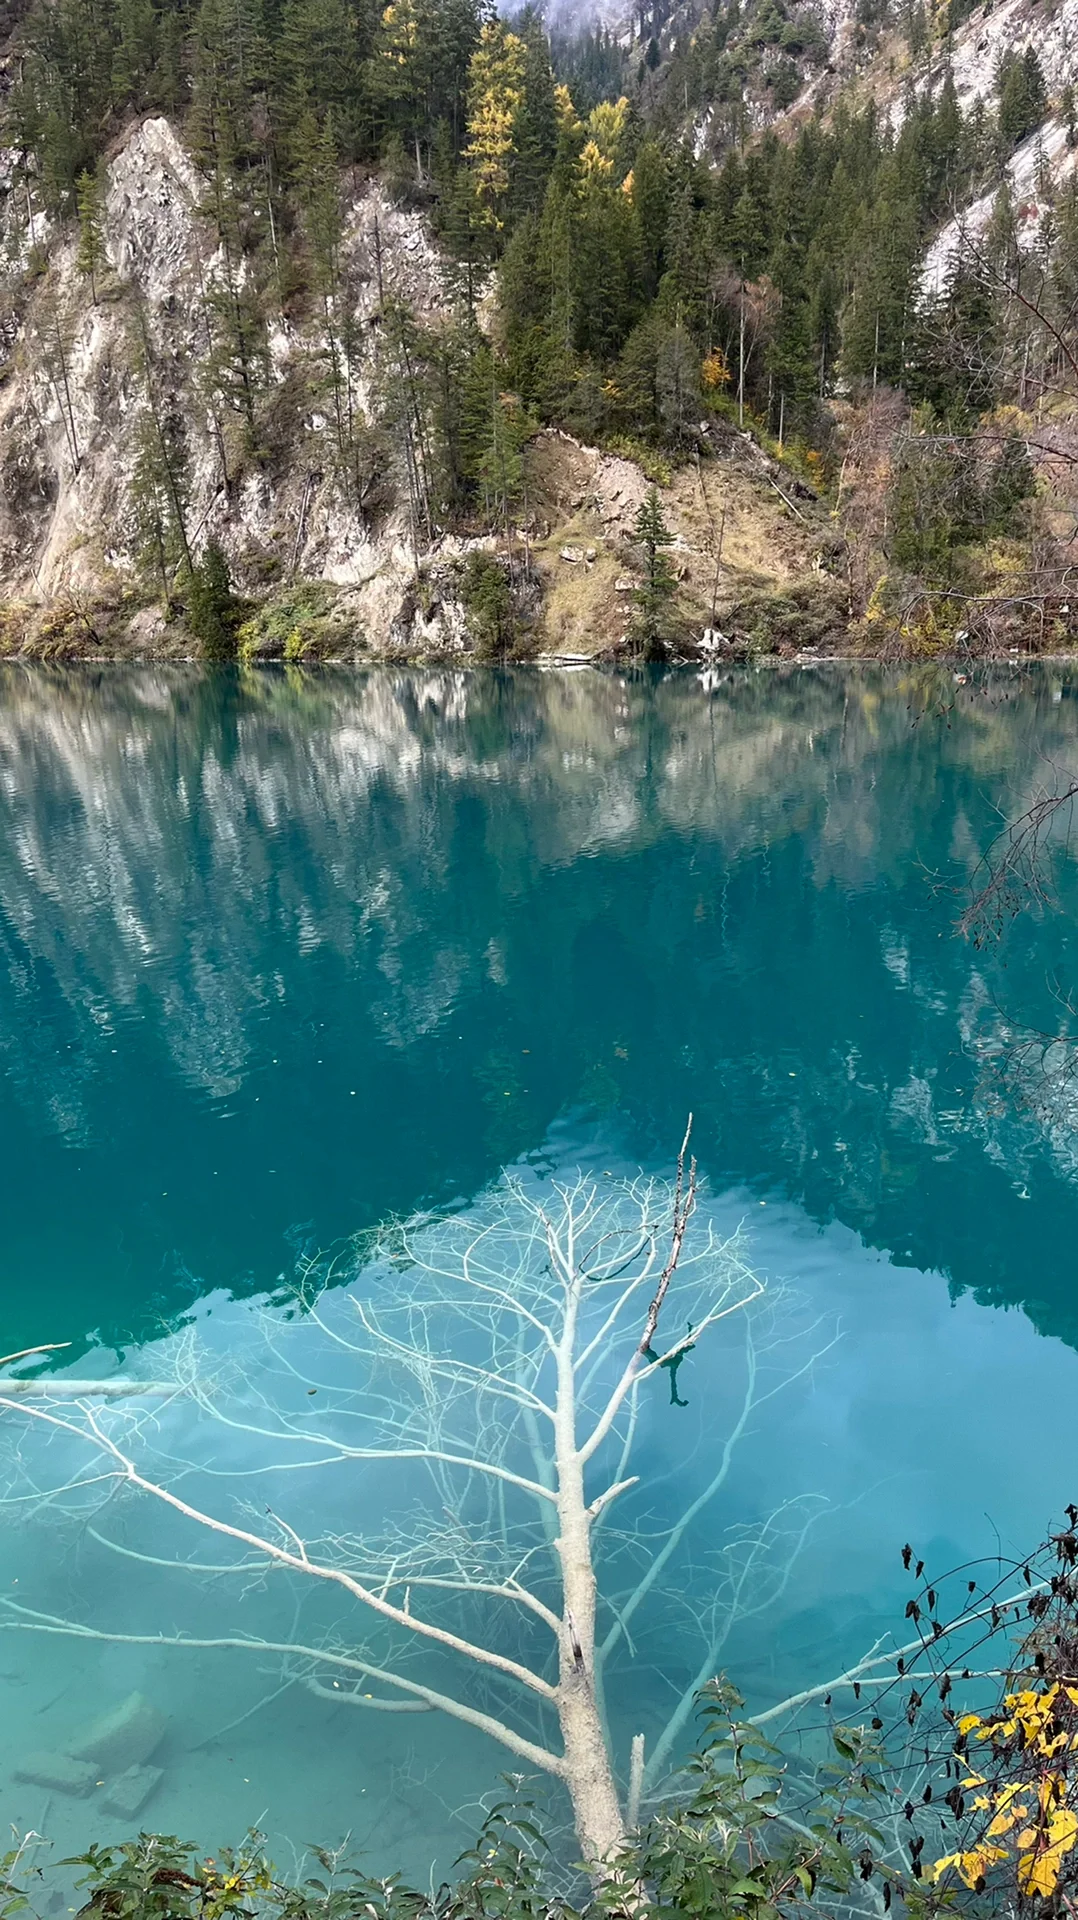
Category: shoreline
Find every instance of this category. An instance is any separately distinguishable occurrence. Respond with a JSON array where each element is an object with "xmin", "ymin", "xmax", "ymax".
[{"xmin": 3, "ymin": 649, "xmax": 1078, "ymax": 670}]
